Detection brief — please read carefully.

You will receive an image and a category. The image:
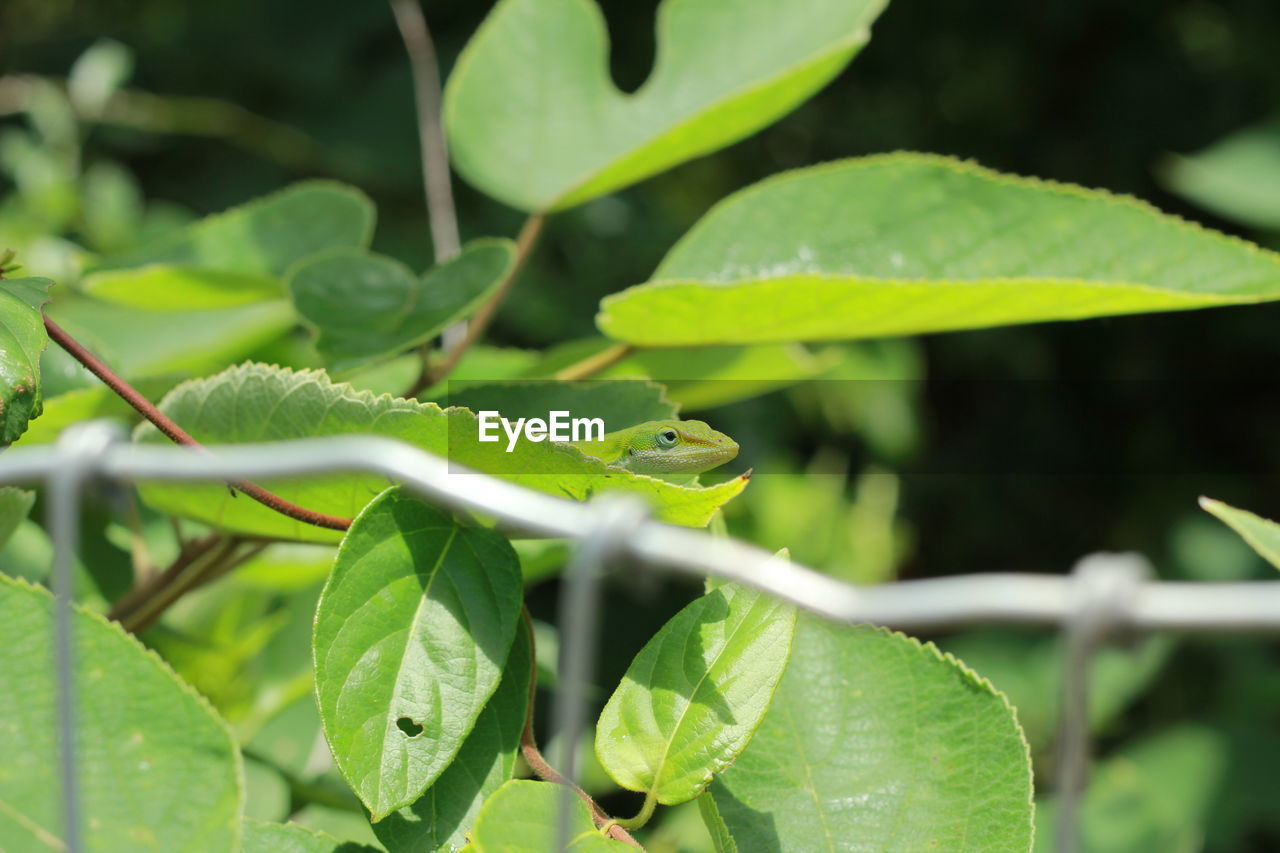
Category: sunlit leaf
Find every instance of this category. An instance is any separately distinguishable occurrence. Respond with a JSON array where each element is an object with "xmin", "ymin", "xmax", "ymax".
[
  {"xmin": 48, "ymin": 295, "xmax": 295, "ymax": 379},
  {"xmin": 599, "ymin": 153, "xmax": 1280, "ymax": 346},
  {"xmin": 313, "ymin": 489, "xmax": 523, "ymax": 819},
  {"xmin": 0, "ymin": 276, "xmax": 52, "ymax": 444},
  {"xmin": 374, "ymin": 624, "xmax": 531, "ymax": 851},
  {"xmin": 445, "ymin": 0, "xmax": 889, "ymax": 211},
  {"xmin": 705, "ymin": 616, "xmax": 1034, "ymax": 851},
  {"xmin": 596, "ymin": 583, "xmax": 795, "ymax": 806},
  {"xmin": 0, "ymin": 575, "xmax": 242, "ymax": 851},
  {"xmin": 1200, "ymin": 497, "xmax": 1280, "ymax": 571}
]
